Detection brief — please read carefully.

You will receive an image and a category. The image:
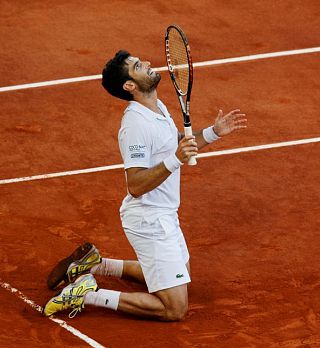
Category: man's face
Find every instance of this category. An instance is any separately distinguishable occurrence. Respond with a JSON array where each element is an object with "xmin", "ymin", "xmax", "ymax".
[{"xmin": 125, "ymin": 56, "xmax": 161, "ymax": 93}]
